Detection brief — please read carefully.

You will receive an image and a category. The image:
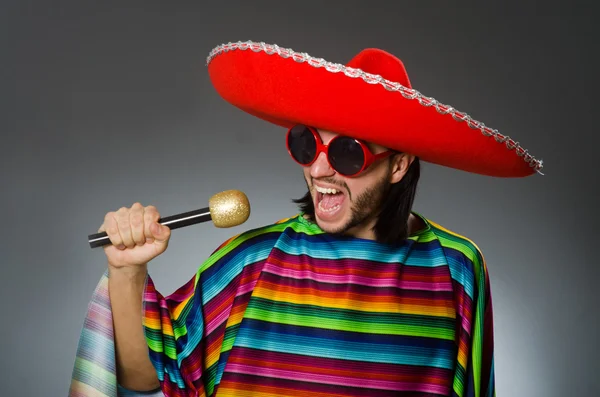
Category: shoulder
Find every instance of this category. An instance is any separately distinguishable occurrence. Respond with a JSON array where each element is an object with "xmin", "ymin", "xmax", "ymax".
[
  {"xmin": 419, "ymin": 215, "xmax": 490, "ymax": 291},
  {"xmin": 214, "ymin": 213, "xmax": 324, "ymax": 250},
  {"xmin": 196, "ymin": 214, "xmax": 305, "ymax": 274},
  {"xmin": 213, "ymin": 214, "xmax": 299, "ymax": 250},
  {"xmin": 426, "ymin": 218, "xmax": 485, "ymax": 265}
]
